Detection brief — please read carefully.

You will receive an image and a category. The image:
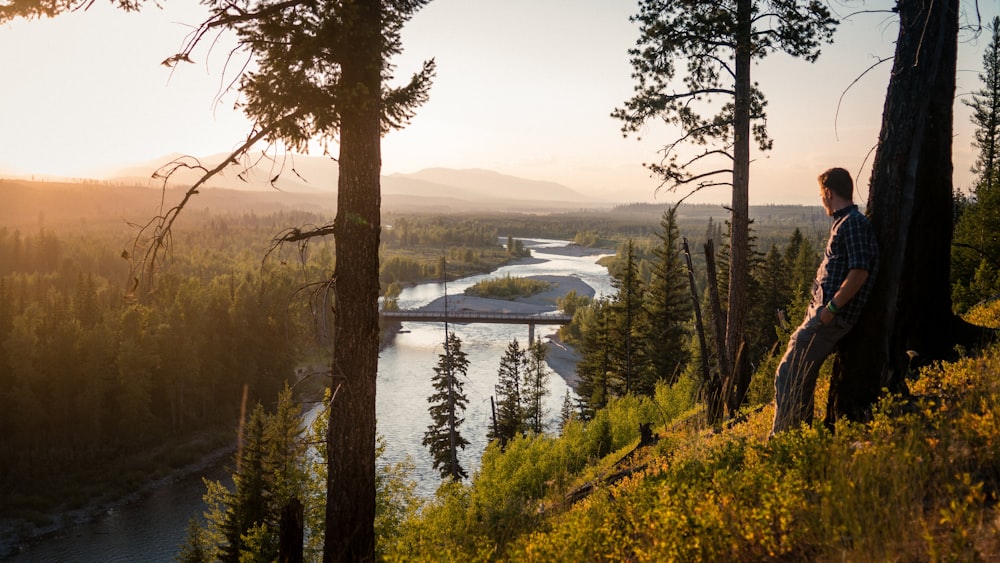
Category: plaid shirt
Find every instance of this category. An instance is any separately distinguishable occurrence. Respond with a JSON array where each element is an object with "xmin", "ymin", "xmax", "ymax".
[{"xmin": 812, "ymin": 204, "xmax": 878, "ymax": 325}]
